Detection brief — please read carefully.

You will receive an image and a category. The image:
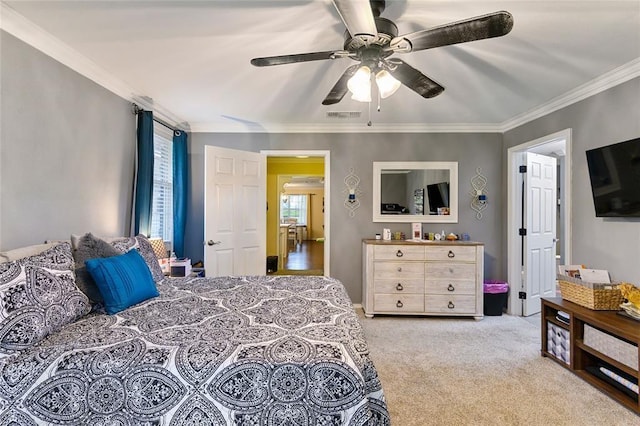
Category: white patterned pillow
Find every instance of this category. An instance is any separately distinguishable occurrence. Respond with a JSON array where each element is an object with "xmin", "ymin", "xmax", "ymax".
[{"xmin": 0, "ymin": 242, "xmax": 91, "ymax": 354}]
